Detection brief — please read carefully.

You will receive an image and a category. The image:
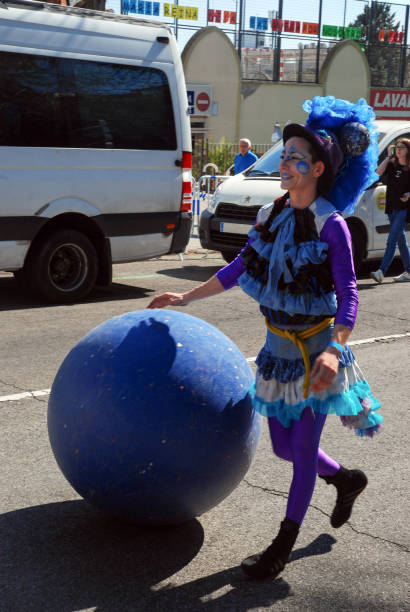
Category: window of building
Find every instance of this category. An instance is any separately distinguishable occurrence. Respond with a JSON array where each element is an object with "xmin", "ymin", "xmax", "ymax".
[{"xmin": 0, "ymin": 51, "xmax": 177, "ymax": 150}]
